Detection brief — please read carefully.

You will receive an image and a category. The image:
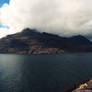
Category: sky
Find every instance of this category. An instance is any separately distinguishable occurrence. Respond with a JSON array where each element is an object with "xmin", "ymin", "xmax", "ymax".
[
  {"xmin": 0, "ymin": 0, "xmax": 92, "ymax": 39},
  {"xmin": 0, "ymin": 0, "xmax": 9, "ymax": 7}
]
